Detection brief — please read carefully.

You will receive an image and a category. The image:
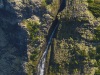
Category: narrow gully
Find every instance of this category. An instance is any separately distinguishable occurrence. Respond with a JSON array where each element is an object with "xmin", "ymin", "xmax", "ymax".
[
  {"xmin": 46, "ymin": 0, "xmax": 66, "ymax": 40},
  {"xmin": 37, "ymin": 0, "xmax": 66, "ymax": 75}
]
